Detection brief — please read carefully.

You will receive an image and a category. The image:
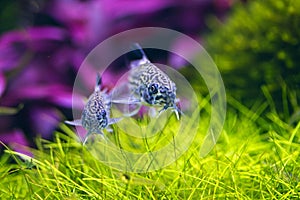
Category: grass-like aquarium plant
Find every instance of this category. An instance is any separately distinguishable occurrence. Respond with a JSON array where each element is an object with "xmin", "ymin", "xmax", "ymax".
[
  {"xmin": 1, "ymin": 0, "xmax": 300, "ymax": 199},
  {"xmin": 205, "ymin": 0, "xmax": 300, "ymax": 121}
]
